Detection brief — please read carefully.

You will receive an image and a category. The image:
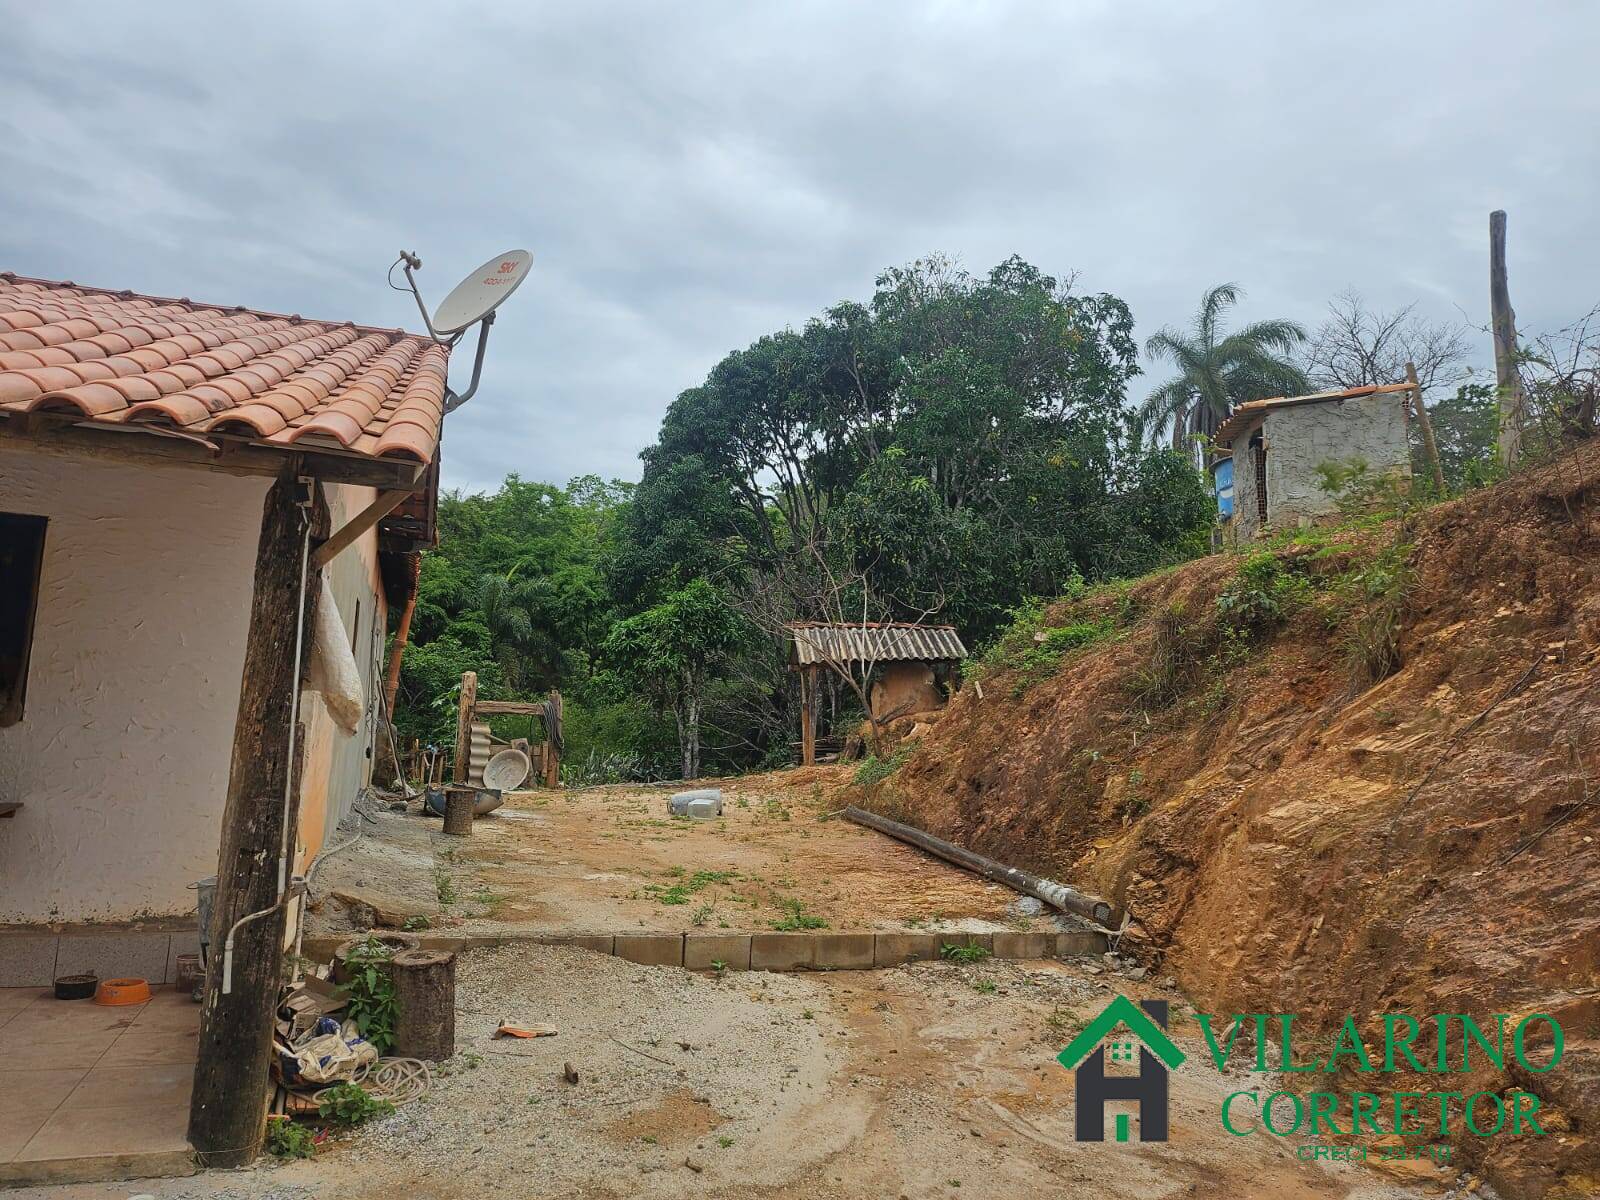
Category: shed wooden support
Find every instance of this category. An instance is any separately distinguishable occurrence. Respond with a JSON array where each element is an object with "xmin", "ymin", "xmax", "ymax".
[
  {"xmin": 189, "ymin": 473, "xmax": 324, "ymax": 1166},
  {"xmin": 800, "ymin": 665, "xmax": 818, "ymax": 766}
]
